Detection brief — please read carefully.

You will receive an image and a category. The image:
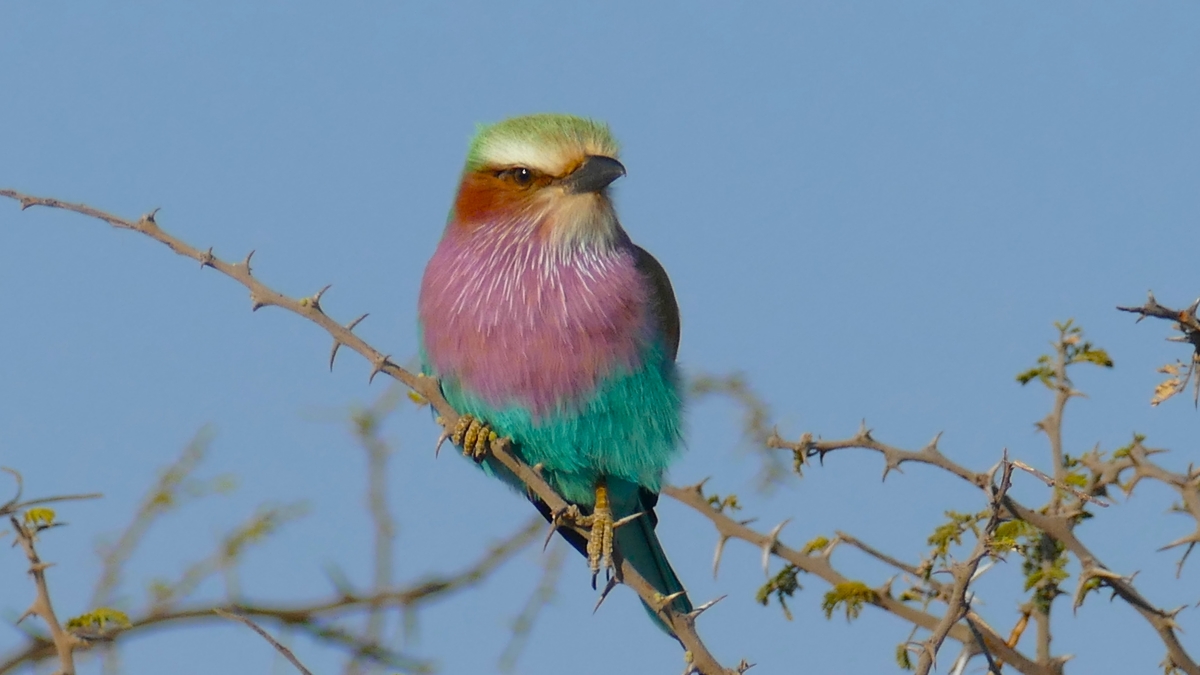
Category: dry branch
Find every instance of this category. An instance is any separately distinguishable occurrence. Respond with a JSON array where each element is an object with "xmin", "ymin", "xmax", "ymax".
[
  {"xmin": 10, "ymin": 515, "xmax": 78, "ymax": 675},
  {"xmin": 914, "ymin": 459, "xmax": 1013, "ymax": 675},
  {"xmin": 663, "ymin": 482, "xmax": 1047, "ymax": 675}
]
